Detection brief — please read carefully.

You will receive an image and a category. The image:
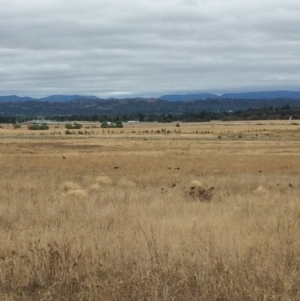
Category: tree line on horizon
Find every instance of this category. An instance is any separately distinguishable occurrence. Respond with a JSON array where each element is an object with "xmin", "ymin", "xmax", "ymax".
[{"xmin": 0, "ymin": 105, "xmax": 298, "ymax": 124}]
